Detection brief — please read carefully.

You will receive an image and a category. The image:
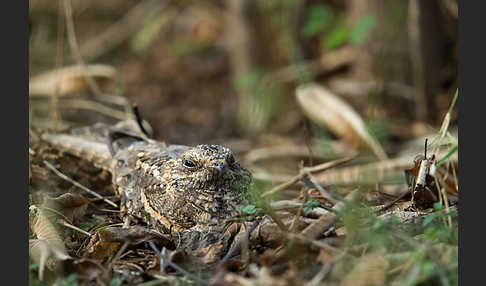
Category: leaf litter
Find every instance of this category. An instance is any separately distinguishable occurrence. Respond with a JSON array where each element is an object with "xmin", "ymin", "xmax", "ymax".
[{"xmin": 28, "ymin": 88, "xmax": 458, "ymax": 285}]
